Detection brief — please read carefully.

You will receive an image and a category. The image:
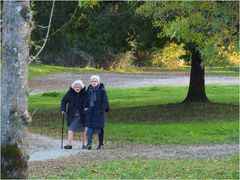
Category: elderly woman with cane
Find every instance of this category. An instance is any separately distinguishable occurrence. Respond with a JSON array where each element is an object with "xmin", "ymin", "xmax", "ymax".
[
  {"xmin": 61, "ymin": 80, "xmax": 87, "ymax": 149},
  {"xmin": 85, "ymin": 75, "xmax": 109, "ymax": 150}
]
